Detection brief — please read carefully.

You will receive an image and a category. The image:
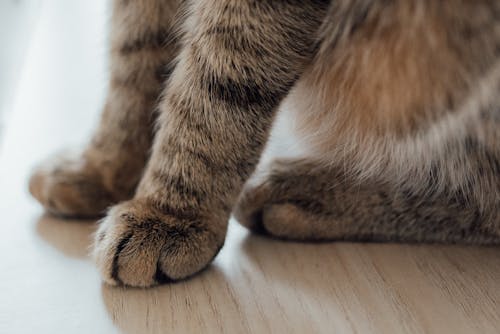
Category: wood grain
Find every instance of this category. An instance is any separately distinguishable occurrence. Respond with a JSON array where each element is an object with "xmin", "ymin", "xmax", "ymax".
[{"xmin": 0, "ymin": 1, "xmax": 500, "ymax": 333}]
